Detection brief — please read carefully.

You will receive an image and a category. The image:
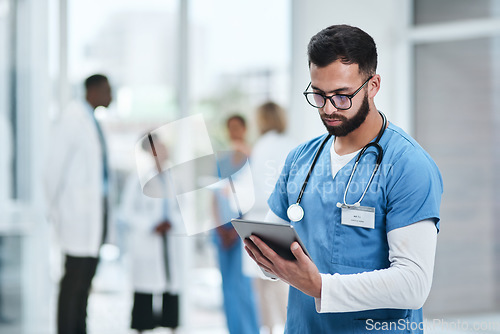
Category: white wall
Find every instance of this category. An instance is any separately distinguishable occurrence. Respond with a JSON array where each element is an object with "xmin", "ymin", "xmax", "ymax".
[
  {"xmin": 289, "ymin": 0, "xmax": 412, "ymax": 142},
  {"xmin": 14, "ymin": 0, "xmax": 53, "ymax": 330},
  {"xmin": 0, "ymin": 0, "xmax": 12, "ymax": 204},
  {"xmin": 289, "ymin": 0, "xmax": 500, "ymax": 317}
]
